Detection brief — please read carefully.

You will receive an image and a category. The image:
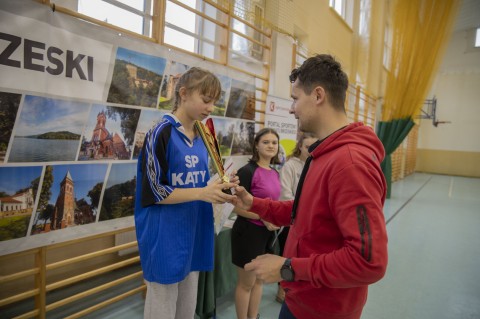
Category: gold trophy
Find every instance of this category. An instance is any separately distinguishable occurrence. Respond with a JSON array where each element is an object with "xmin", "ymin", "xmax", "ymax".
[{"xmin": 195, "ymin": 118, "xmax": 232, "ymax": 195}]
